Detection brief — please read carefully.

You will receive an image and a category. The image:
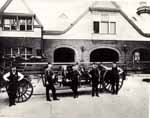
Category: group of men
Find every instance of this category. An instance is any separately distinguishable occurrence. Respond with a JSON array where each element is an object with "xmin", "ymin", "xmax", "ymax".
[
  {"xmin": 44, "ymin": 62, "xmax": 123, "ymax": 101},
  {"xmin": 2, "ymin": 62, "xmax": 123, "ymax": 106}
]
